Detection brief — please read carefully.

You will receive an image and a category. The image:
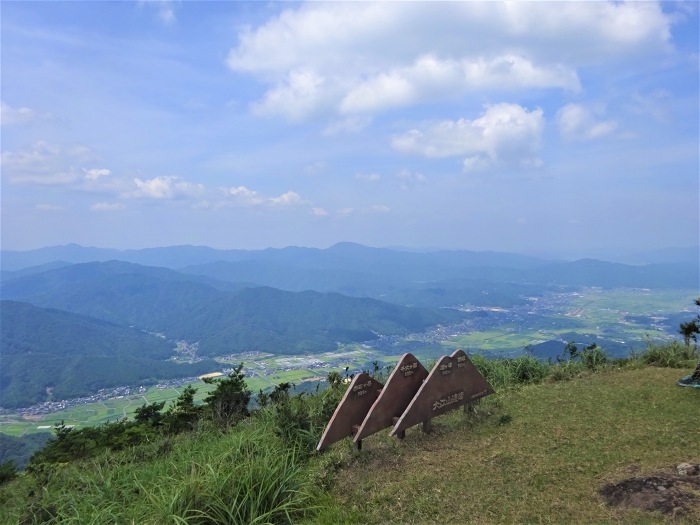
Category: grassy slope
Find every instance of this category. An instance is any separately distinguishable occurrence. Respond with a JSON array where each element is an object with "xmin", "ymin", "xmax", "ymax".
[
  {"xmin": 314, "ymin": 367, "xmax": 700, "ymax": 524},
  {"xmin": 2, "ymin": 366, "xmax": 697, "ymax": 524}
]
